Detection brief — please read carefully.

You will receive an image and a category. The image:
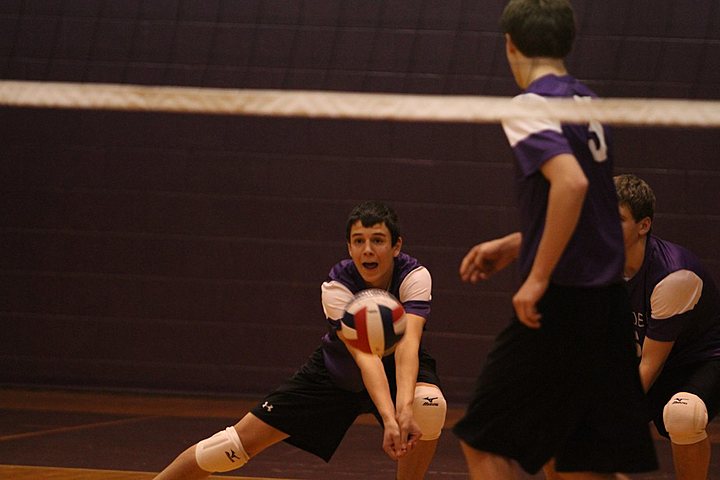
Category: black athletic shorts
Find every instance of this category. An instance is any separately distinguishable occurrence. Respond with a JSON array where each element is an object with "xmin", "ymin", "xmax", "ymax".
[
  {"xmin": 250, "ymin": 345, "xmax": 441, "ymax": 462},
  {"xmin": 452, "ymin": 283, "xmax": 658, "ymax": 475},
  {"xmin": 647, "ymin": 358, "xmax": 720, "ymax": 438}
]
